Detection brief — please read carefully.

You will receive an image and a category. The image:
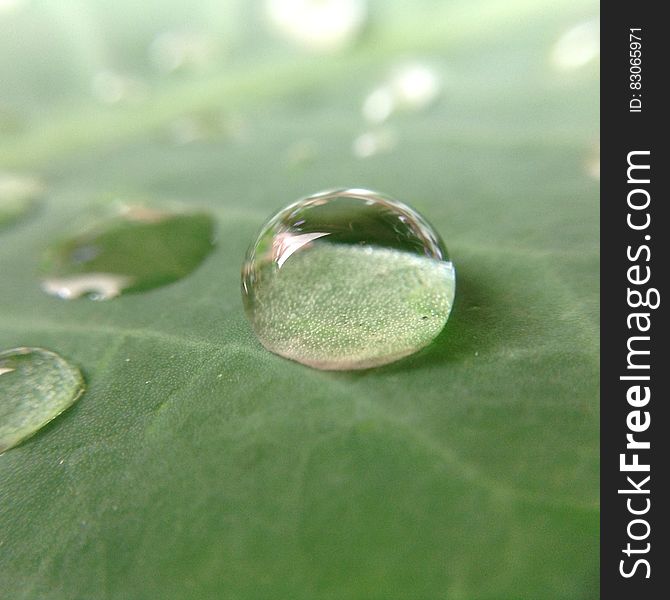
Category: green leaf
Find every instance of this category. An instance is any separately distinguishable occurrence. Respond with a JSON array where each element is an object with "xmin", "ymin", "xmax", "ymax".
[{"xmin": 0, "ymin": 1, "xmax": 598, "ymax": 598}]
